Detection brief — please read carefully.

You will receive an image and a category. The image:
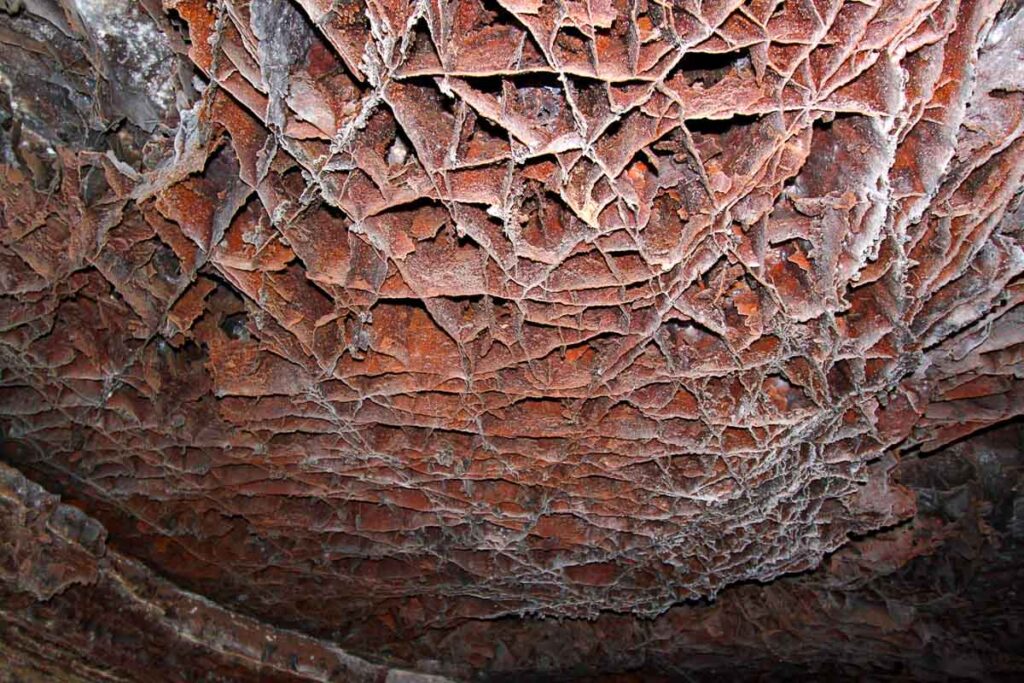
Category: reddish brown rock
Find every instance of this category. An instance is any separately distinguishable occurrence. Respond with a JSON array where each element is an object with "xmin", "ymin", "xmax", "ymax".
[
  {"xmin": 1, "ymin": 0, "xmax": 1023, "ymax": 679},
  {"xmin": 0, "ymin": 460, "xmax": 451, "ymax": 681}
]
